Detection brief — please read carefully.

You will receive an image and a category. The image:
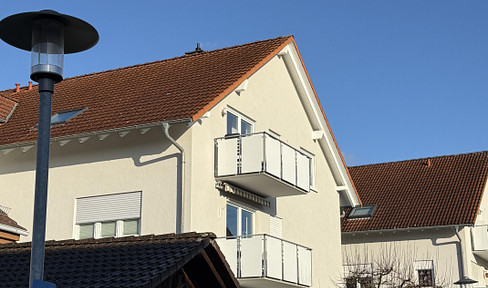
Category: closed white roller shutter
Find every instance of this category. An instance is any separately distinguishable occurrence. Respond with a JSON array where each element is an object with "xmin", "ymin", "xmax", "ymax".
[
  {"xmin": 76, "ymin": 191, "xmax": 141, "ymax": 224},
  {"xmin": 269, "ymin": 215, "xmax": 282, "ymax": 238}
]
